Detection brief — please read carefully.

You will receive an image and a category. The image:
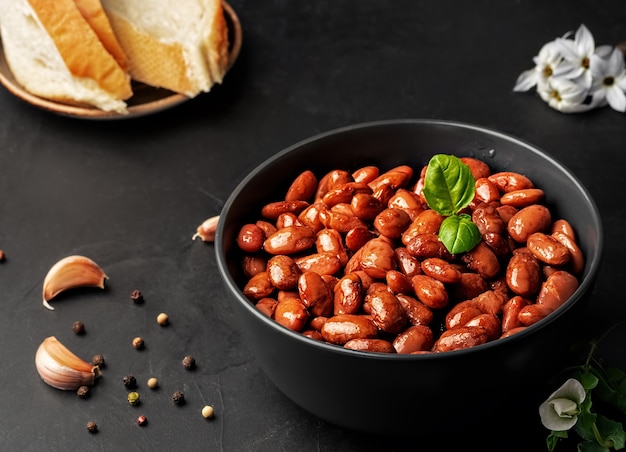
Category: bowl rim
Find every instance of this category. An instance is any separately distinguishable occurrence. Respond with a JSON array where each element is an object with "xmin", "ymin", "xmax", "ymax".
[{"xmin": 215, "ymin": 118, "xmax": 604, "ymax": 361}]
